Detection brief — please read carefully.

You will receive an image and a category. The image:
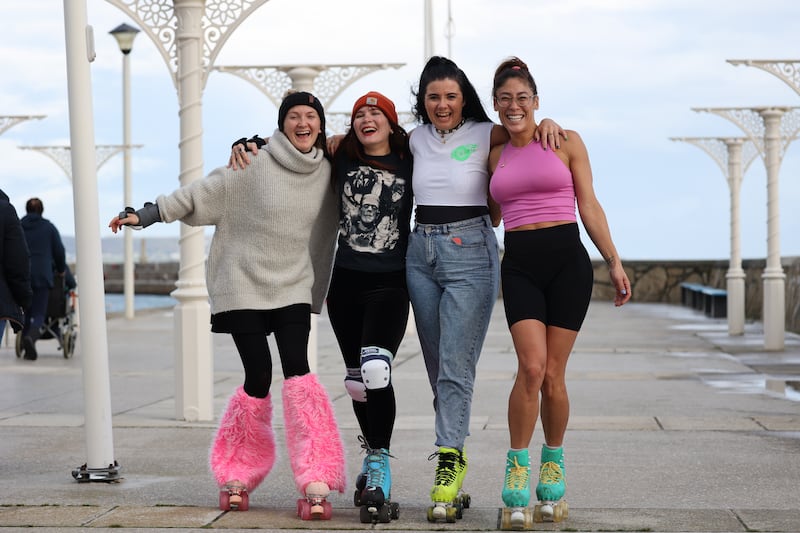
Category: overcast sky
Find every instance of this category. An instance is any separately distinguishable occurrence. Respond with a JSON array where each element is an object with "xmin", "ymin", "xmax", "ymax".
[{"xmin": 1, "ymin": 0, "xmax": 798, "ymax": 261}]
